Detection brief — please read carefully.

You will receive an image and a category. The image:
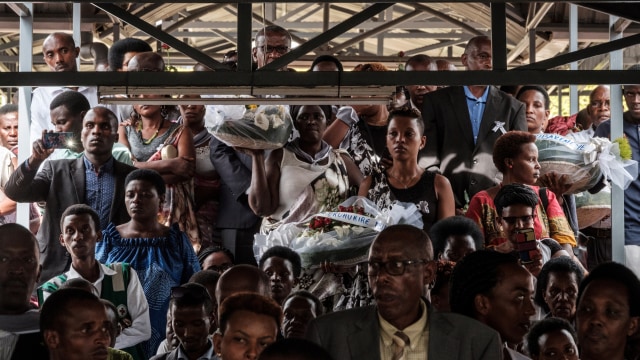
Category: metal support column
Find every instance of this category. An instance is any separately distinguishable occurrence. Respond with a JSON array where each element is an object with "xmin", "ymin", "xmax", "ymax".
[
  {"xmin": 73, "ymin": 3, "xmax": 81, "ymax": 69},
  {"xmin": 569, "ymin": 4, "xmax": 578, "ymax": 114},
  {"xmin": 610, "ymin": 14, "xmax": 625, "ymax": 263},
  {"xmin": 237, "ymin": 3, "xmax": 252, "ymax": 72},
  {"xmin": 17, "ymin": 3, "xmax": 32, "ymax": 228},
  {"xmin": 491, "ymin": 2, "xmax": 507, "ymax": 71},
  {"xmin": 529, "ymin": 29, "xmax": 536, "ymax": 63}
]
